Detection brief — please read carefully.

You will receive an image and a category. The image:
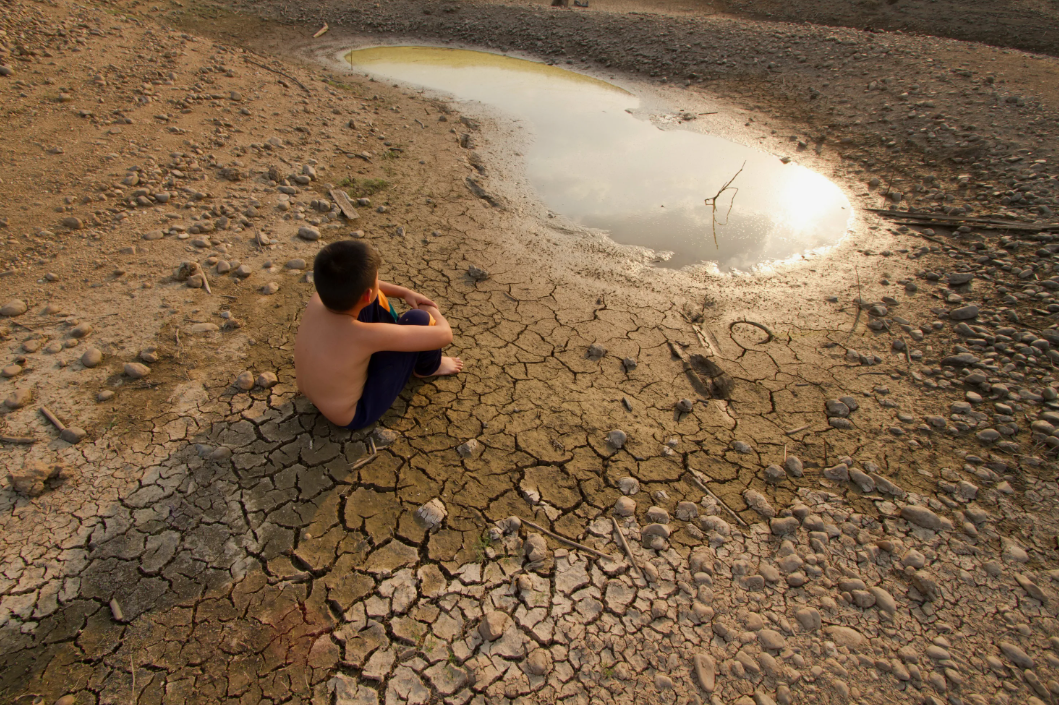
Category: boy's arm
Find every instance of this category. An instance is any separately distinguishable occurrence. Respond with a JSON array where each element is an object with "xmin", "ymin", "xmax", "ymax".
[
  {"xmin": 364, "ymin": 304, "xmax": 454, "ymax": 353},
  {"xmin": 379, "ymin": 280, "xmax": 437, "ymax": 309}
]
